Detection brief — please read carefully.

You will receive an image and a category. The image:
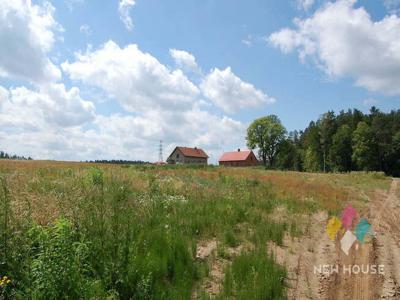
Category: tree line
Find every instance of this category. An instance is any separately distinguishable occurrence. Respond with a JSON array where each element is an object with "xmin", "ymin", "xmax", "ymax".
[
  {"xmin": 0, "ymin": 151, "xmax": 32, "ymax": 161},
  {"xmin": 247, "ymin": 107, "xmax": 400, "ymax": 176}
]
